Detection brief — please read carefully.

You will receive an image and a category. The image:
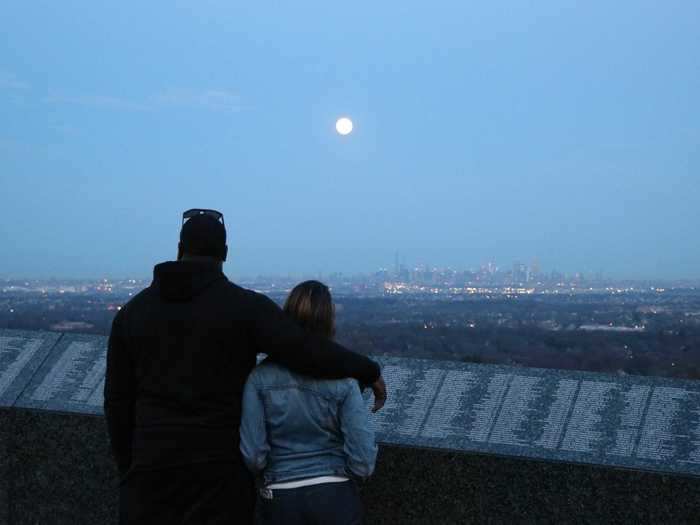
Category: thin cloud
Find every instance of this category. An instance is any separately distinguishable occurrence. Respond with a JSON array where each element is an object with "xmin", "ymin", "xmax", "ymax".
[
  {"xmin": 45, "ymin": 94, "xmax": 150, "ymax": 111},
  {"xmin": 154, "ymin": 89, "xmax": 244, "ymax": 112},
  {"xmin": 0, "ymin": 71, "xmax": 29, "ymax": 90},
  {"xmin": 45, "ymin": 89, "xmax": 245, "ymax": 112}
]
